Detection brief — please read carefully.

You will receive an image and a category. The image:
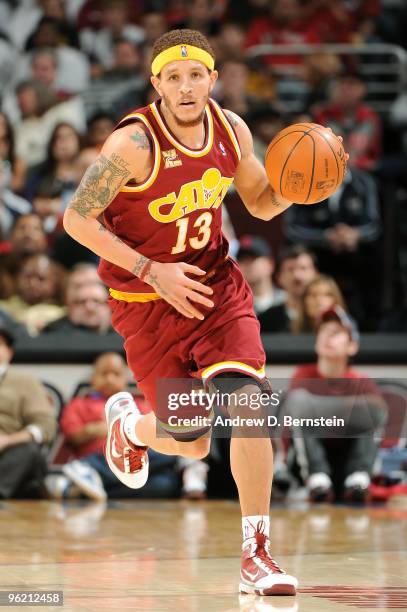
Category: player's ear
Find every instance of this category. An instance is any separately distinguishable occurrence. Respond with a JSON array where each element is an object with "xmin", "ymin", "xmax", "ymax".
[
  {"xmin": 209, "ymin": 70, "xmax": 218, "ymax": 92},
  {"xmin": 151, "ymin": 75, "xmax": 162, "ymax": 96}
]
